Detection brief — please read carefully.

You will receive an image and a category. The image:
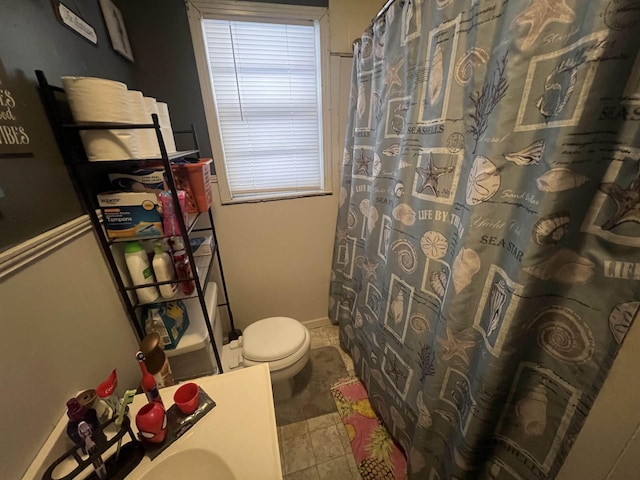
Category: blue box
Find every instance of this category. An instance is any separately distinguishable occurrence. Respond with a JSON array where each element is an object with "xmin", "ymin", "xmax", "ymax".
[{"xmin": 97, "ymin": 191, "xmax": 163, "ymax": 238}]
